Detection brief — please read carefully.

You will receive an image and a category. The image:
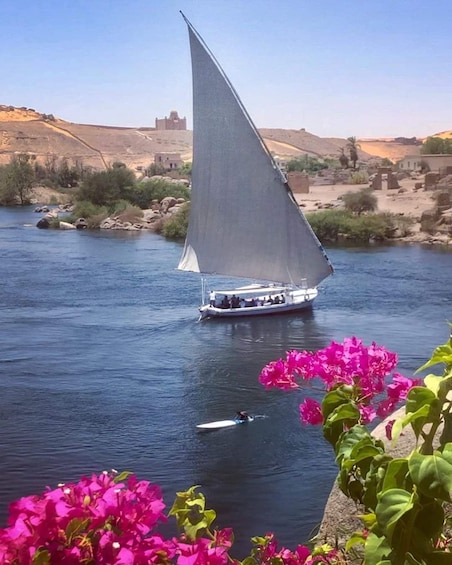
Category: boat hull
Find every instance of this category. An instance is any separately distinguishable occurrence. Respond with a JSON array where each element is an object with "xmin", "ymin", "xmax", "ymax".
[{"xmin": 199, "ymin": 287, "xmax": 317, "ymax": 320}]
